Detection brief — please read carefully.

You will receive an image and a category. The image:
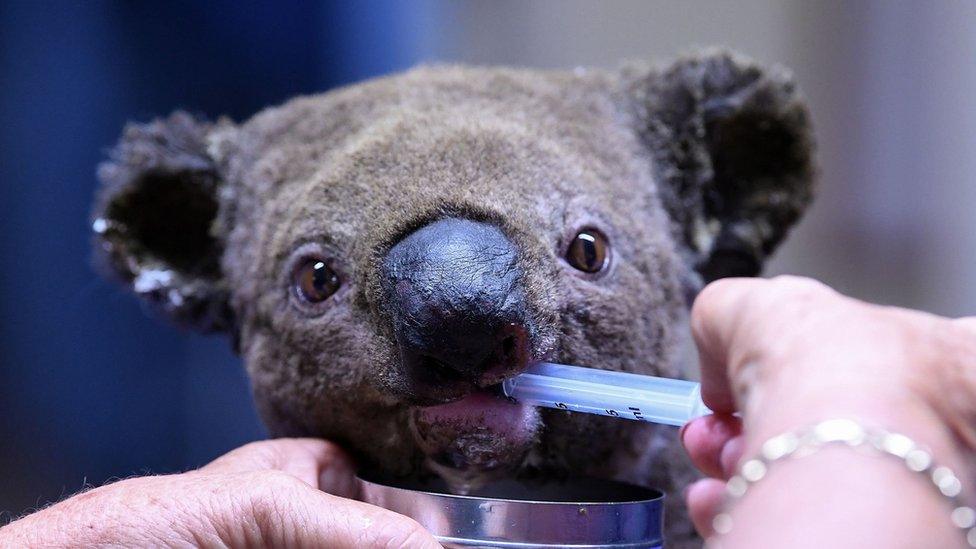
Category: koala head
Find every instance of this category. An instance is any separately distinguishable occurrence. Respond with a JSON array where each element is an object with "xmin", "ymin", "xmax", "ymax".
[{"xmin": 93, "ymin": 51, "xmax": 813, "ymax": 511}]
